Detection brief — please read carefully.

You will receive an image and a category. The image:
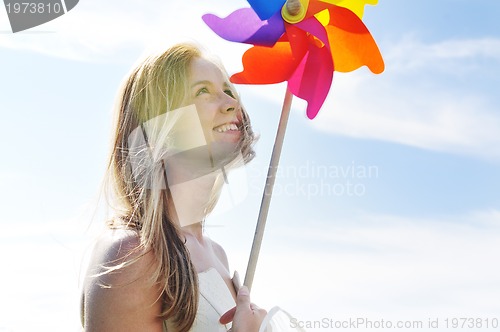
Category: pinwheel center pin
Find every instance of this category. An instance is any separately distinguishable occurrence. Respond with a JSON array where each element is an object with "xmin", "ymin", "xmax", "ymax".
[{"xmin": 281, "ymin": 0, "xmax": 309, "ymax": 24}]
